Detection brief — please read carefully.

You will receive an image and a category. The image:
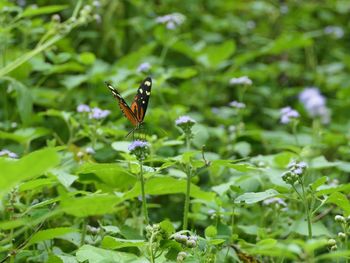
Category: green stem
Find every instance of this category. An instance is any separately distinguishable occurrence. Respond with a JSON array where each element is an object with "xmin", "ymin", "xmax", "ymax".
[
  {"xmin": 140, "ymin": 160, "xmax": 149, "ymax": 225},
  {"xmin": 183, "ymin": 134, "xmax": 191, "ymax": 230},
  {"xmin": 301, "ymin": 181, "xmax": 312, "ymax": 238},
  {"xmin": 292, "ymin": 121, "xmax": 299, "ymax": 146},
  {"xmin": 148, "ymin": 231, "xmax": 156, "ymax": 263},
  {"xmin": 0, "ymin": 34, "xmax": 63, "ymax": 78},
  {"xmin": 80, "ymin": 219, "xmax": 87, "ymax": 246}
]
